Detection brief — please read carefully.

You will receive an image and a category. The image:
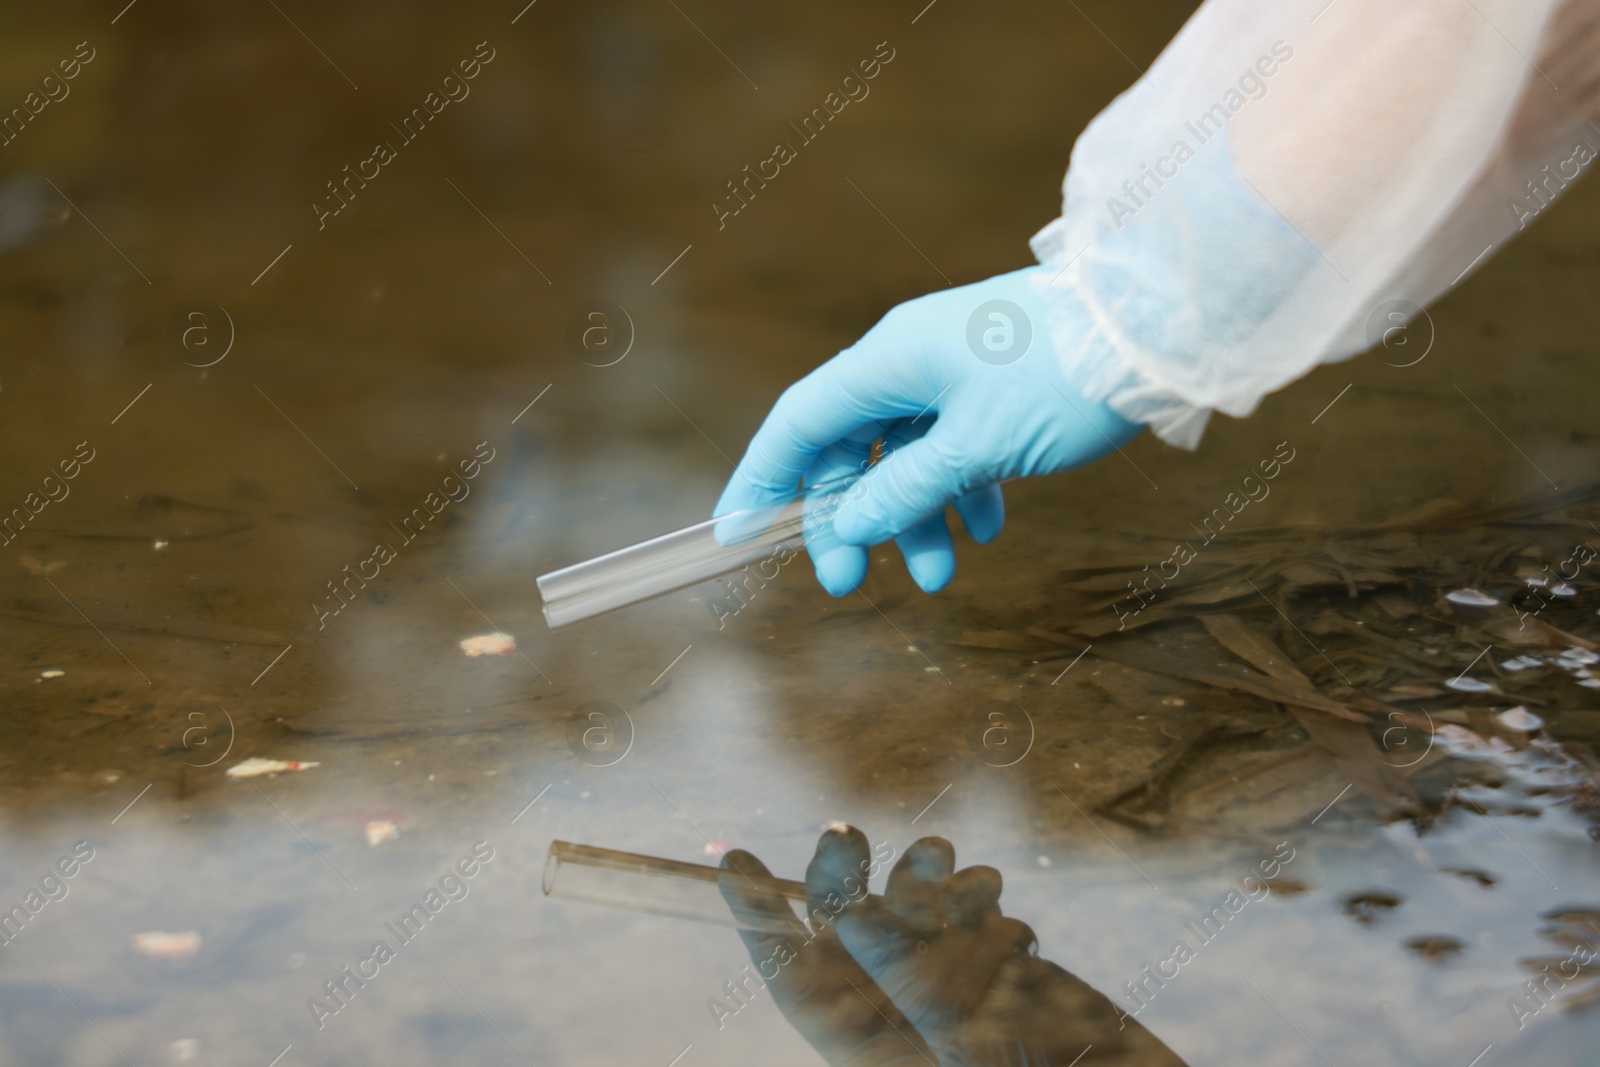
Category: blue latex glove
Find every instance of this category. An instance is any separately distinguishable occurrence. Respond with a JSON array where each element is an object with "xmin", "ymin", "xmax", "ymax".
[{"xmin": 713, "ymin": 267, "xmax": 1142, "ymax": 597}]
